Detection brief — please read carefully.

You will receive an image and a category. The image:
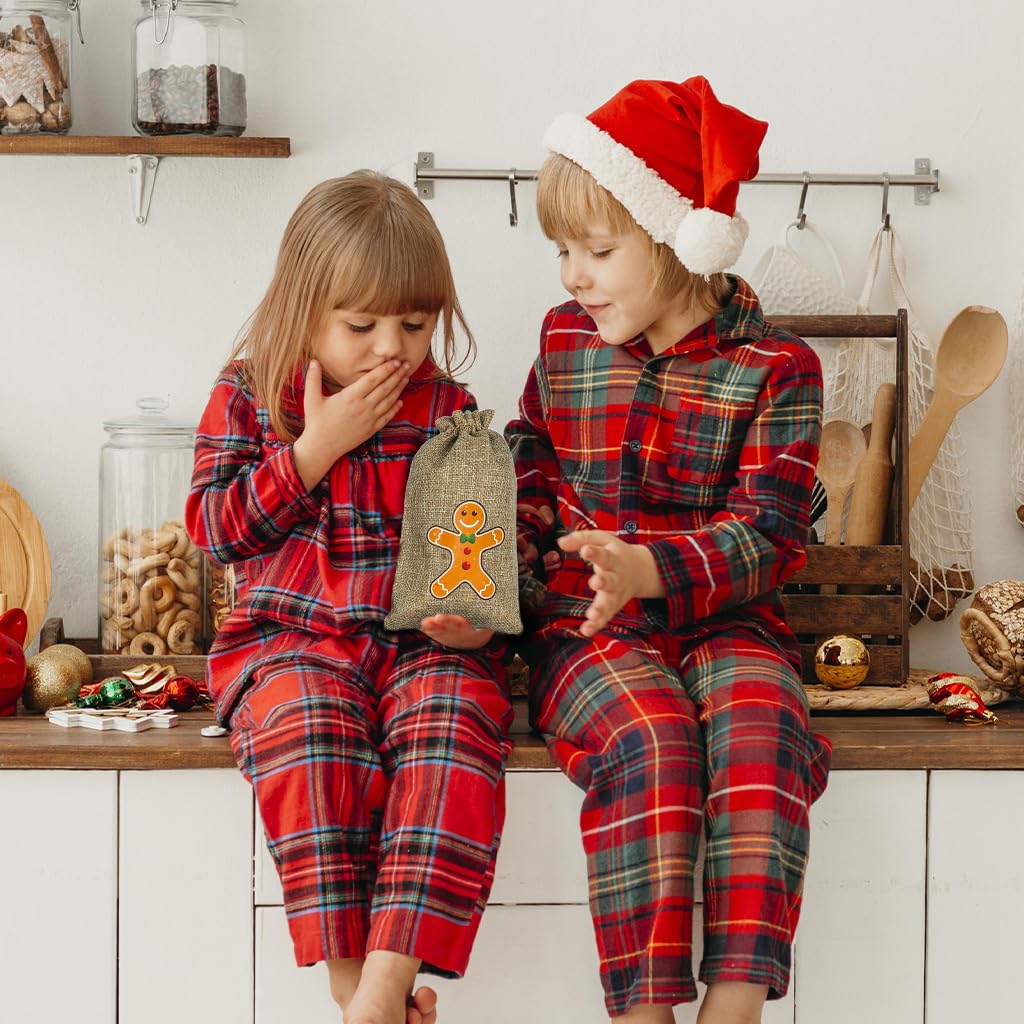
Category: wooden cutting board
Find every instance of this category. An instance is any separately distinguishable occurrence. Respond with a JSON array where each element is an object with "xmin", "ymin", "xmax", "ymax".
[{"xmin": 0, "ymin": 477, "xmax": 52, "ymax": 650}]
